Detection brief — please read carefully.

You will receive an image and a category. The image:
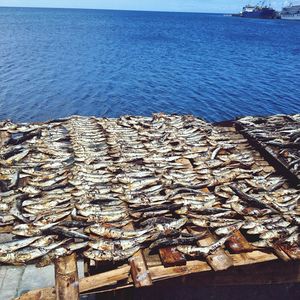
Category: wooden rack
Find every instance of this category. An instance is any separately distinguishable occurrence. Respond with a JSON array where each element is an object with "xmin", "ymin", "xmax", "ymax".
[{"xmin": 15, "ymin": 123, "xmax": 300, "ymax": 300}]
